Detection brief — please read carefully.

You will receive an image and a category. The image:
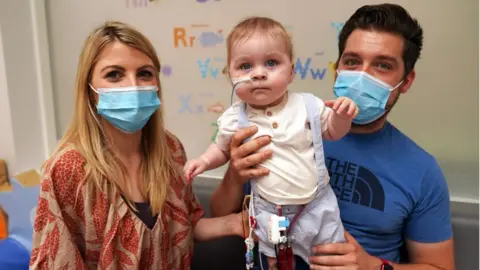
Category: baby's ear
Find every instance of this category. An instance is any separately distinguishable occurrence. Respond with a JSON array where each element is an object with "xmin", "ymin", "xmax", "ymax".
[
  {"xmin": 288, "ymin": 63, "xmax": 295, "ymax": 83},
  {"xmin": 222, "ymin": 66, "xmax": 232, "ymax": 84}
]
